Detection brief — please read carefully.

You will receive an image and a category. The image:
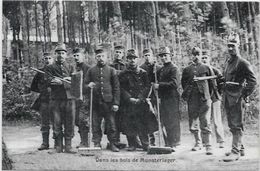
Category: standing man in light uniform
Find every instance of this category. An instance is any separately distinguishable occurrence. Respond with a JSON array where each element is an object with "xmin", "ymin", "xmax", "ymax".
[{"xmin": 201, "ymin": 50, "xmax": 225, "ymax": 148}]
